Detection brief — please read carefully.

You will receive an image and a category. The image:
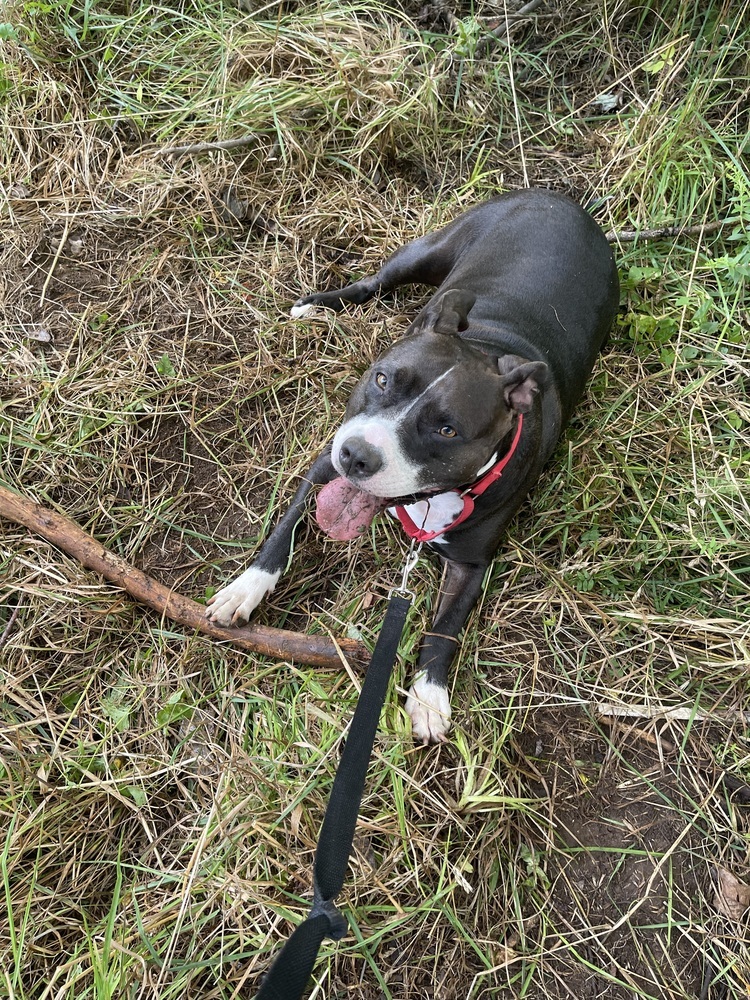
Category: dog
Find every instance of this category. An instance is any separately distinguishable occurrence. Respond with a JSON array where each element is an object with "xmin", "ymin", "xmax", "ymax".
[{"xmin": 206, "ymin": 188, "xmax": 619, "ymax": 743}]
